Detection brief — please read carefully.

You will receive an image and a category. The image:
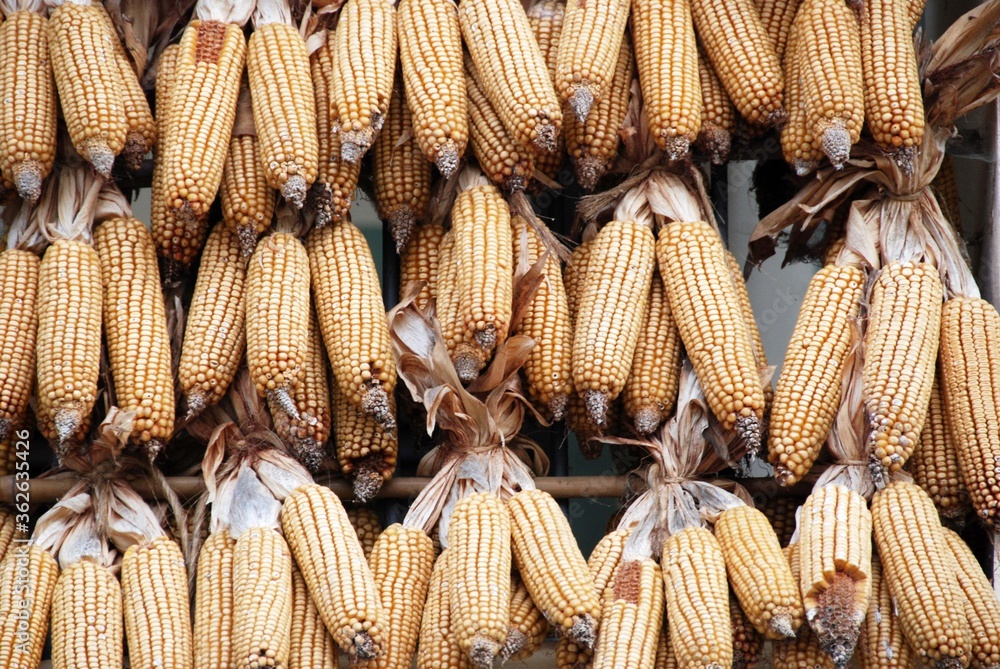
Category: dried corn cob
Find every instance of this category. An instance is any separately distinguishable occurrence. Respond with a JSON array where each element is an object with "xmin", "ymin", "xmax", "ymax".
[
  {"xmin": 909, "ymin": 373, "xmax": 970, "ymax": 521},
  {"xmin": 51, "ymin": 560, "xmax": 123, "ymax": 669},
  {"xmin": 780, "ymin": 16, "xmax": 823, "ymax": 176},
  {"xmin": 332, "ymin": 0, "xmax": 397, "ymax": 163},
  {"xmin": 459, "ymin": 0, "xmax": 562, "ymax": 151},
  {"xmin": 942, "ymin": 528, "xmax": 1000, "ymax": 669},
  {"xmin": 347, "ymin": 507, "xmax": 382, "ymax": 561},
  {"xmin": 0, "ymin": 543, "xmax": 58, "ymax": 669},
  {"xmin": 193, "ymin": 530, "xmax": 235, "ymax": 669},
  {"xmin": 435, "ymin": 229, "xmax": 474, "ymax": 378},
  {"xmin": 555, "ymin": 0, "xmax": 629, "ymax": 121},
  {"xmin": 397, "ymin": 0, "xmax": 467, "ymax": 176},
  {"xmin": 859, "ymin": 554, "xmax": 916, "ymax": 669},
  {"xmin": 333, "ymin": 379, "xmax": 397, "ymax": 503},
  {"xmin": 871, "ymin": 482, "xmax": 971, "ymax": 669},
  {"xmin": 632, "ymin": 0, "xmax": 701, "ymax": 158},
  {"xmin": 695, "ymin": 48, "xmax": 735, "ymax": 165},
  {"xmin": 418, "ymin": 549, "xmax": 470, "ymax": 669},
  {"xmin": 593, "ymin": 558, "xmax": 664, "ymax": 669},
  {"xmin": 0, "ymin": 508, "xmax": 14, "ymax": 560},
  {"xmin": 775, "ymin": 544, "xmax": 836, "ymax": 669},
  {"xmin": 308, "ymin": 220, "xmax": 397, "ymax": 430},
  {"xmin": 232, "ymin": 527, "xmax": 293, "ymax": 669},
  {"xmin": 654, "ymin": 627, "xmax": 675, "ymax": 669},
  {"xmin": 399, "ymin": 222, "xmax": 444, "ymax": 311},
  {"xmin": 564, "ymin": 236, "xmax": 594, "ymax": 324},
  {"xmin": 527, "ymin": 0, "xmax": 563, "ymax": 83},
  {"xmin": 289, "ymin": 563, "xmax": 337, "ymax": 669},
  {"xmin": 752, "ymin": 0, "xmax": 801, "ymax": 61},
  {"xmin": 726, "ymin": 251, "xmax": 766, "ymax": 375},
  {"xmin": 758, "ymin": 496, "xmax": 804, "ymax": 548},
  {"xmin": 0, "ymin": 250, "xmax": 38, "ymax": 444},
  {"xmin": 731, "ymin": 595, "xmax": 765, "ymax": 669},
  {"xmin": 864, "ymin": 262, "xmax": 942, "ymax": 477},
  {"xmin": 502, "ymin": 573, "xmax": 550, "ymax": 662},
  {"xmin": 934, "ymin": 154, "xmax": 962, "ymax": 233},
  {"xmin": 769, "ymin": 265, "xmax": 864, "ymax": 485}
]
